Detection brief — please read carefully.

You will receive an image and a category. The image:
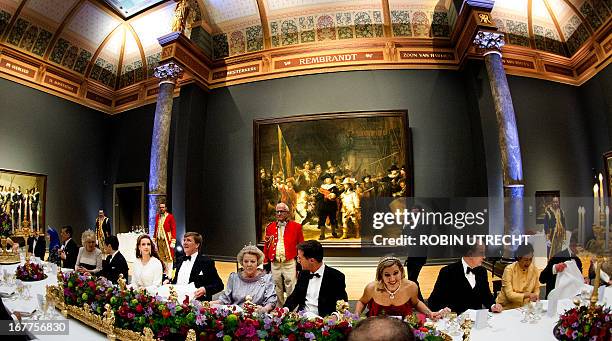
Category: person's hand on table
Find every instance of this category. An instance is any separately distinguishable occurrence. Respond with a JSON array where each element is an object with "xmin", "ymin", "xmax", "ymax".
[
  {"xmin": 491, "ymin": 303, "xmax": 503, "ymax": 313},
  {"xmin": 194, "ymin": 287, "xmax": 207, "ymax": 299},
  {"xmin": 524, "ymin": 293, "xmax": 539, "ymax": 302}
]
